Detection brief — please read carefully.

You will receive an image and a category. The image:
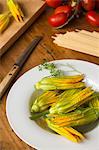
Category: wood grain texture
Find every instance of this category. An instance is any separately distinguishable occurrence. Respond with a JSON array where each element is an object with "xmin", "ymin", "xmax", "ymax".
[
  {"xmin": 0, "ymin": 7, "xmax": 99, "ymax": 150},
  {"xmin": 0, "ymin": 0, "xmax": 46, "ymax": 56}
]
